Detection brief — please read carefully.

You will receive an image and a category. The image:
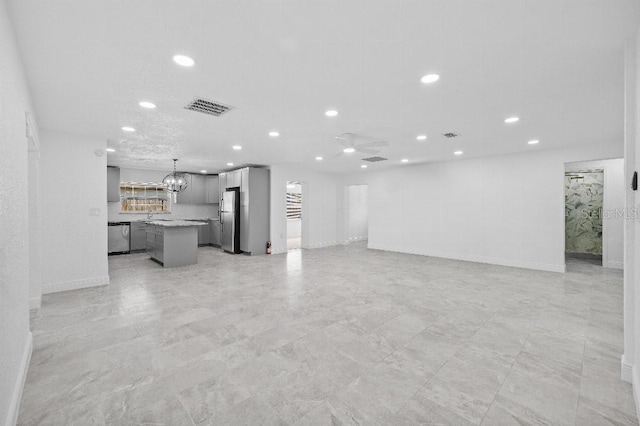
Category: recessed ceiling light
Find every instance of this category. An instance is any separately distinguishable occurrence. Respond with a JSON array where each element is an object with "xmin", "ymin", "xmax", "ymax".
[
  {"xmin": 343, "ymin": 147, "xmax": 355, "ymax": 153},
  {"xmin": 315, "ymin": 156, "xmax": 323, "ymax": 161},
  {"xmin": 401, "ymin": 159, "xmax": 409, "ymax": 163},
  {"xmin": 325, "ymin": 110, "xmax": 338, "ymax": 117},
  {"xmin": 528, "ymin": 139, "xmax": 540, "ymax": 145},
  {"xmin": 421, "ymin": 74, "xmax": 440, "ymax": 84},
  {"xmin": 121, "ymin": 126, "xmax": 135, "ymax": 132},
  {"xmin": 454, "ymin": 150, "xmax": 463, "ymax": 155},
  {"xmin": 416, "ymin": 135, "xmax": 427, "ymax": 141},
  {"xmin": 200, "ymin": 170, "xmax": 207, "ymax": 173},
  {"xmin": 361, "ymin": 164, "xmax": 368, "ymax": 169},
  {"xmin": 269, "ymin": 131, "xmax": 279, "ymax": 137},
  {"xmin": 504, "ymin": 117, "xmax": 519, "ymax": 123},
  {"xmin": 173, "ymin": 54, "xmax": 195, "ymax": 67},
  {"xmin": 226, "ymin": 162, "xmax": 234, "ymax": 166},
  {"xmin": 232, "ymin": 145, "xmax": 242, "ymax": 150},
  {"xmin": 139, "ymin": 101, "xmax": 156, "ymax": 109},
  {"xmin": 105, "ymin": 148, "xmax": 115, "ymax": 153}
]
